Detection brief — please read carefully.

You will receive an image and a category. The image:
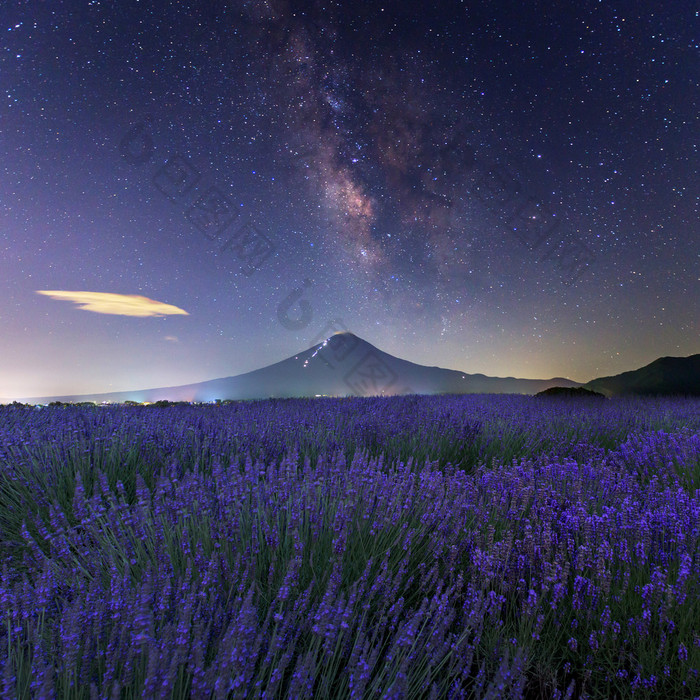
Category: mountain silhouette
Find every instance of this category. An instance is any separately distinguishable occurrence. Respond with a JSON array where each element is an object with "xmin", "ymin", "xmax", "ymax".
[
  {"xmin": 582, "ymin": 354, "xmax": 700, "ymax": 397},
  {"xmin": 14, "ymin": 331, "xmax": 583, "ymax": 404},
  {"xmin": 535, "ymin": 386, "xmax": 606, "ymax": 399}
]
